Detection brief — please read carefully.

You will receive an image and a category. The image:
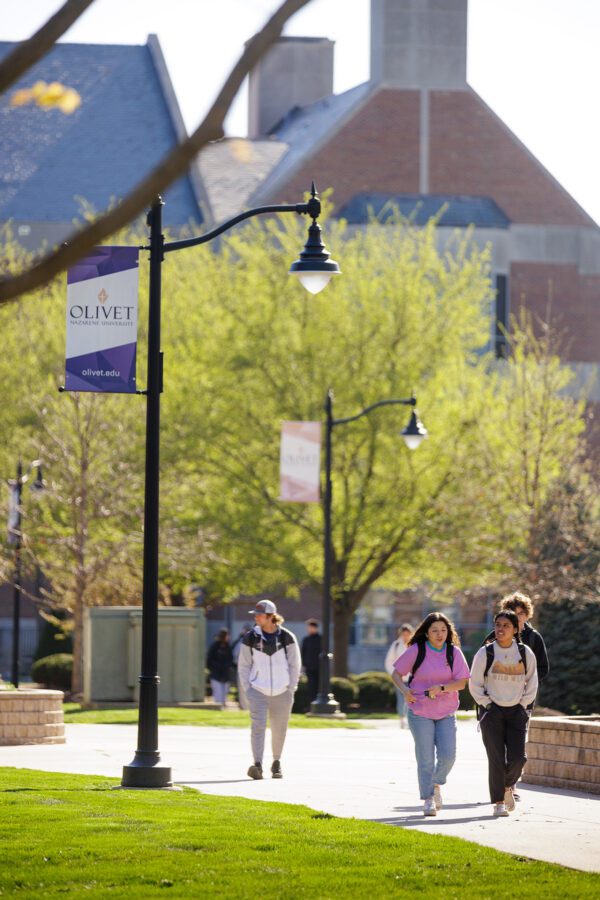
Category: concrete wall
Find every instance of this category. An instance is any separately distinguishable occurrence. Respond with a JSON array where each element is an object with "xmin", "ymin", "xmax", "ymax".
[
  {"xmin": 523, "ymin": 716, "xmax": 600, "ymax": 795},
  {"xmin": 248, "ymin": 37, "xmax": 334, "ymax": 138},
  {"xmin": 371, "ymin": 0, "xmax": 468, "ymax": 90},
  {"xmin": 83, "ymin": 607, "xmax": 205, "ymax": 704}
]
